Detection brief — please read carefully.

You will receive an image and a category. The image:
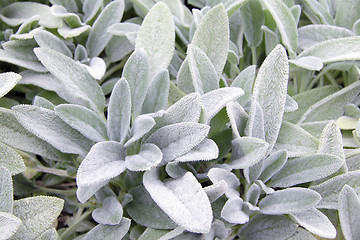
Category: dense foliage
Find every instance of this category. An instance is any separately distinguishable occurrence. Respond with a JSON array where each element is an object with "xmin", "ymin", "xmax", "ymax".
[{"xmin": 1, "ymin": 0, "xmax": 360, "ymax": 239}]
